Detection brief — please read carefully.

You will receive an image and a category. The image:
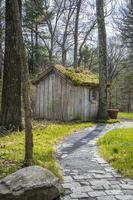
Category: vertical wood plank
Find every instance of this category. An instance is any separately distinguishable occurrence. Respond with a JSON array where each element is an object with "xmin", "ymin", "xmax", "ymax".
[
  {"xmin": 48, "ymin": 73, "xmax": 53, "ymax": 120},
  {"xmin": 35, "ymin": 85, "xmax": 39, "ymax": 118},
  {"xmin": 62, "ymin": 79, "xmax": 68, "ymax": 121},
  {"xmin": 44, "ymin": 77, "xmax": 48, "ymax": 119},
  {"xmin": 58, "ymin": 76, "xmax": 62, "ymax": 120},
  {"xmin": 52, "ymin": 73, "xmax": 55, "ymax": 120},
  {"xmin": 40, "ymin": 81, "xmax": 44, "ymax": 118}
]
